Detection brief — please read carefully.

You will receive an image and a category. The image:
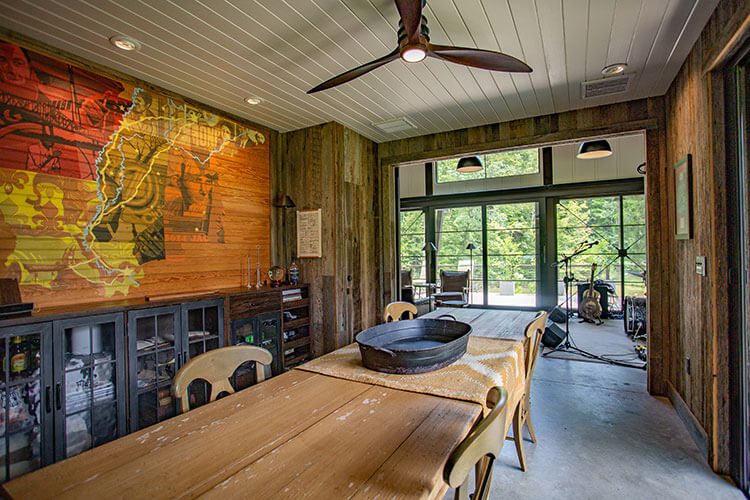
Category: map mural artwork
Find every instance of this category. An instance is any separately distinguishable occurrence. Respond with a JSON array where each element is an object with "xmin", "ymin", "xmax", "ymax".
[{"xmin": 0, "ymin": 41, "xmax": 267, "ymax": 302}]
